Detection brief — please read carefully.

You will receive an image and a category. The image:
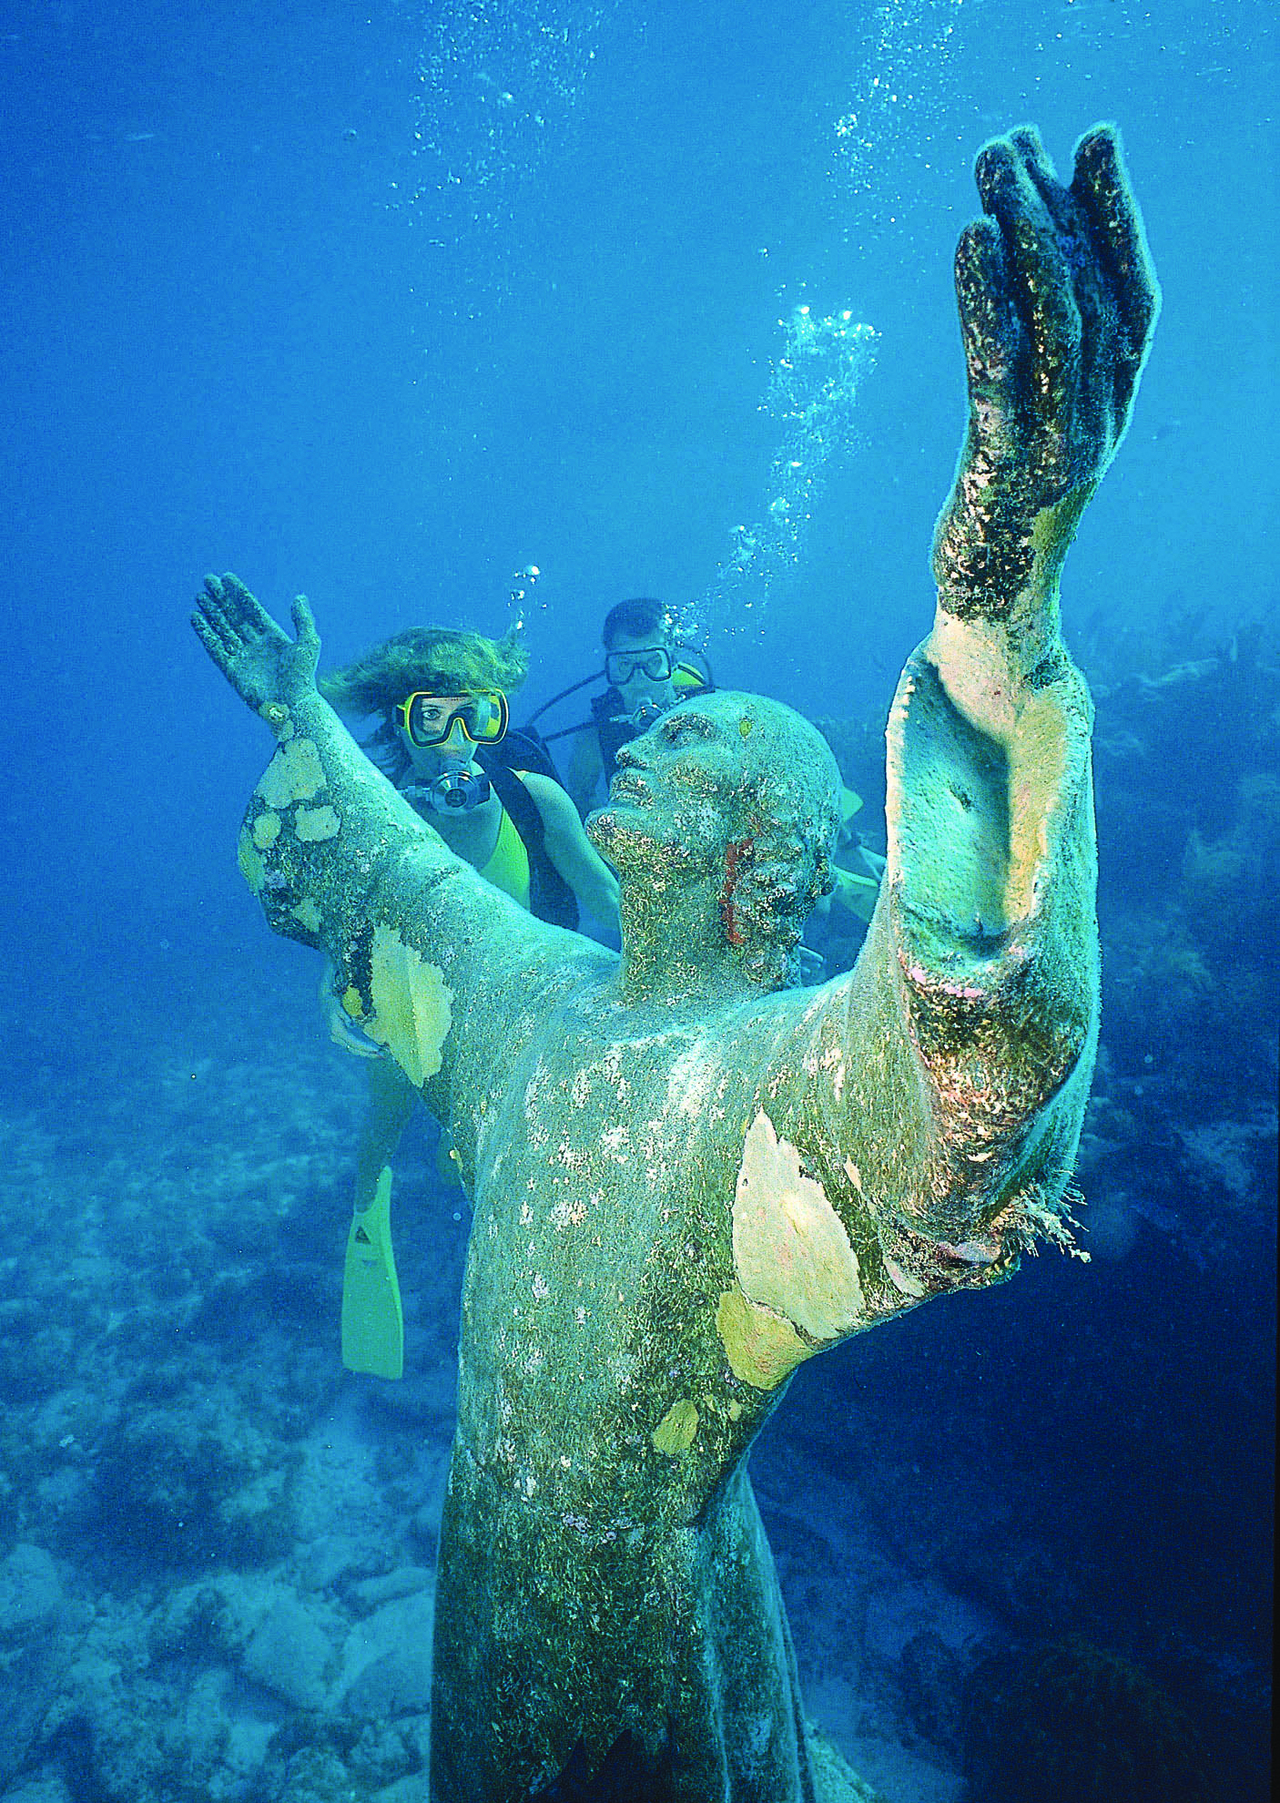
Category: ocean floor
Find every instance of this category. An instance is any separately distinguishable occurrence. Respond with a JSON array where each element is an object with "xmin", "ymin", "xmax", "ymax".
[{"xmin": 0, "ymin": 926, "xmax": 1272, "ymax": 1801}]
